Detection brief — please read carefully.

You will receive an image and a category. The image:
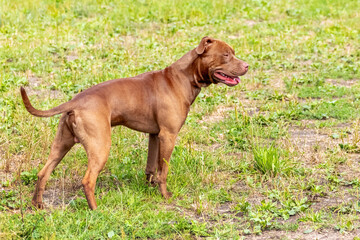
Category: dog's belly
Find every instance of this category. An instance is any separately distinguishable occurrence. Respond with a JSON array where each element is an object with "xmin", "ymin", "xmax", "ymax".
[{"xmin": 111, "ymin": 116, "xmax": 160, "ymax": 134}]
